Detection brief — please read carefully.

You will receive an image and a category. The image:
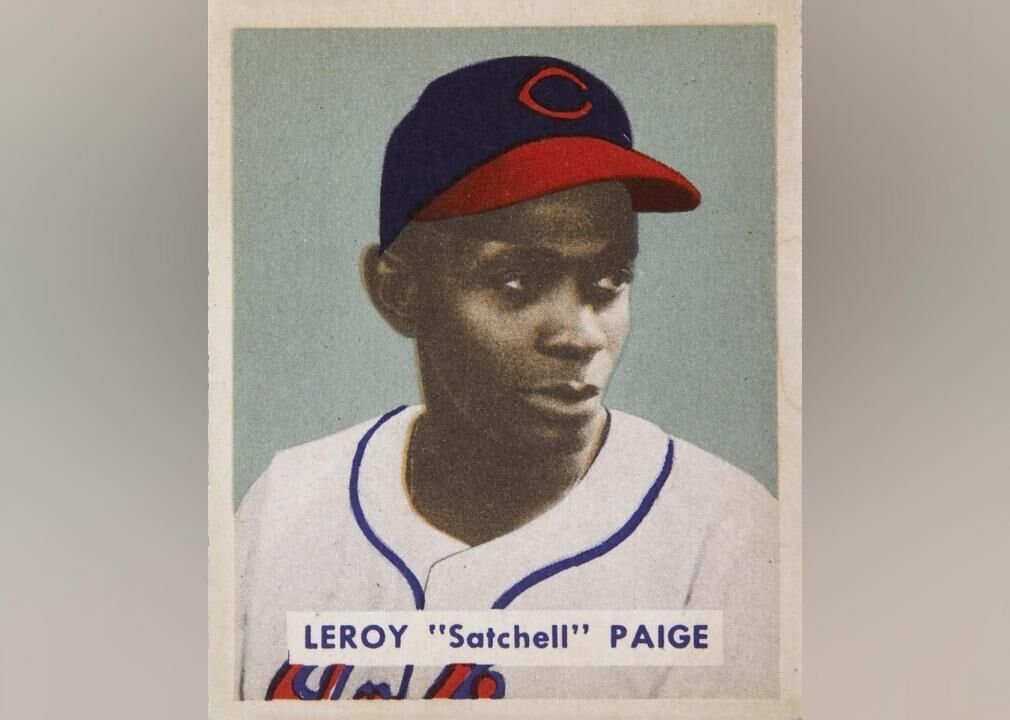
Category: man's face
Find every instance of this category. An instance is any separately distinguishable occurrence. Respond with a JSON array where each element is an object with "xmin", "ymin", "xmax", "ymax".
[{"xmin": 411, "ymin": 181, "xmax": 637, "ymax": 451}]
